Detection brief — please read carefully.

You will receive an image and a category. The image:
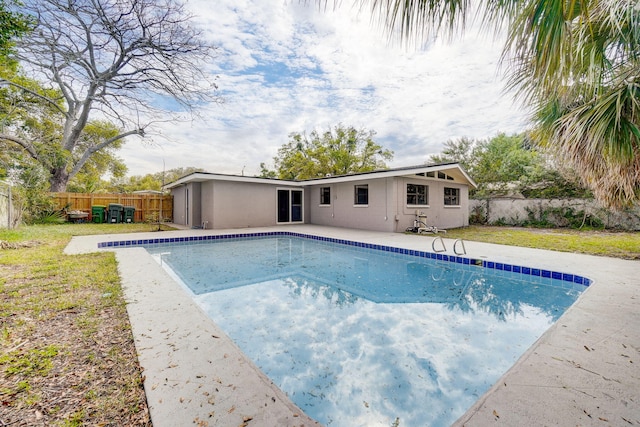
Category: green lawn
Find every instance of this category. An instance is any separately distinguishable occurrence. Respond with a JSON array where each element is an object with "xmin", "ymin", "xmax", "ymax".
[{"xmin": 443, "ymin": 226, "xmax": 640, "ymax": 260}]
